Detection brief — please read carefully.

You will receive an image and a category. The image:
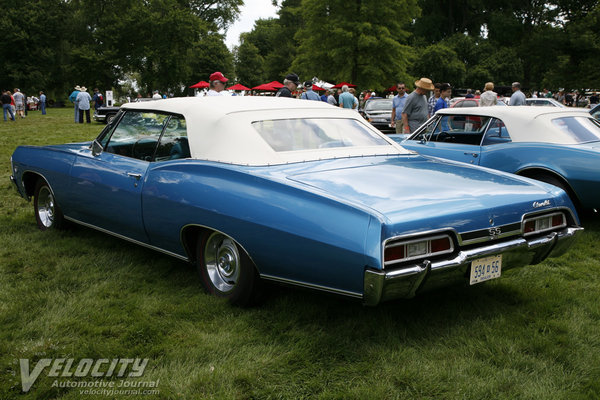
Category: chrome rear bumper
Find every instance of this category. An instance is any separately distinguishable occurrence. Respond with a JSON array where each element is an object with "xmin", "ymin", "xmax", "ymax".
[{"xmin": 363, "ymin": 227, "xmax": 583, "ymax": 306}]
